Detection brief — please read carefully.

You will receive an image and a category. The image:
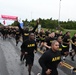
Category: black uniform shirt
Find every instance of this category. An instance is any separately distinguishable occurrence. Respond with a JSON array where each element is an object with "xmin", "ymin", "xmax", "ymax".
[
  {"xmin": 45, "ymin": 37, "xmax": 55, "ymax": 46},
  {"xmin": 71, "ymin": 36, "xmax": 76, "ymax": 49},
  {"xmin": 63, "ymin": 35, "xmax": 70, "ymax": 46},
  {"xmin": 39, "ymin": 49, "xmax": 61, "ymax": 75},
  {"xmin": 21, "ymin": 39, "xmax": 37, "ymax": 55},
  {"xmin": 72, "ymin": 36, "xmax": 76, "ymax": 43},
  {"xmin": 17, "ymin": 21, "xmax": 38, "ymax": 41}
]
